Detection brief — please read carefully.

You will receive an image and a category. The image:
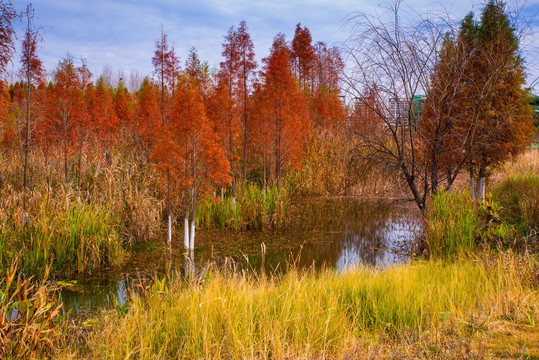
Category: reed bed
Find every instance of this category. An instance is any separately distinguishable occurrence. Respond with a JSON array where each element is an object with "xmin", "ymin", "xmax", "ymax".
[
  {"xmin": 61, "ymin": 253, "xmax": 539, "ymax": 359},
  {"xmin": 298, "ymin": 130, "xmax": 404, "ymax": 197},
  {"xmin": 197, "ymin": 181, "xmax": 291, "ymax": 230},
  {"xmin": 424, "ymin": 191, "xmax": 480, "ymax": 258},
  {"xmin": 0, "ymin": 188, "xmax": 124, "ymax": 277}
]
